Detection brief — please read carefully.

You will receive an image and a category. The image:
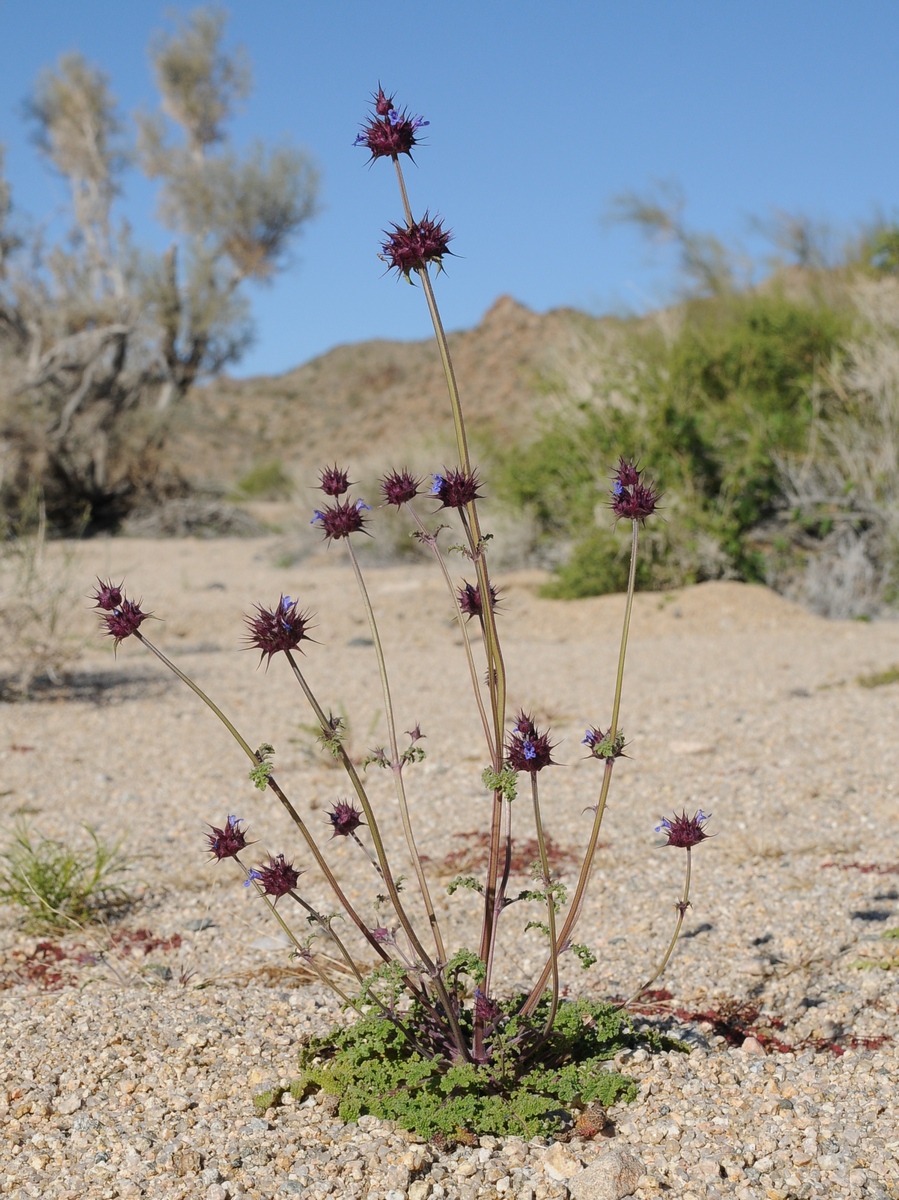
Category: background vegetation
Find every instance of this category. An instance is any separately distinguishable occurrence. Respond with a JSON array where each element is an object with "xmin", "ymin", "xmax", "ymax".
[
  {"xmin": 499, "ymin": 200, "xmax": 899, "ymax": 617},
  {"xmin": 0, "ymin": 8, "xmax": 317, "ymax": 533}
]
